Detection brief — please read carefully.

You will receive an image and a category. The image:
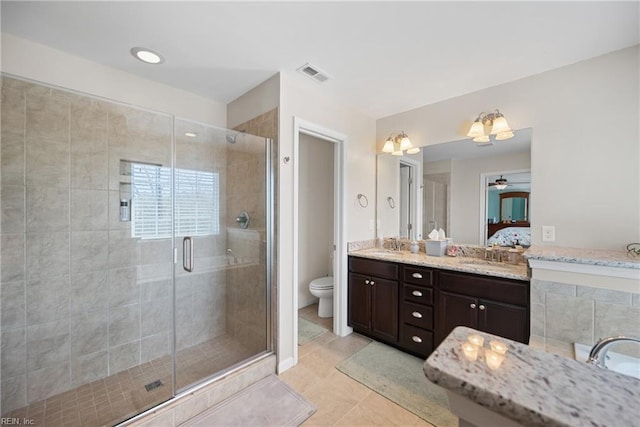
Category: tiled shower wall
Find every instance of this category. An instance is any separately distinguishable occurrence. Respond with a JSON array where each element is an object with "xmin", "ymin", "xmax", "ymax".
[
  {"xmin": 0, "ymin": 76, "xmax": 172, "ymax": 412},
  {"xmin": 0, "ymin": 77, "xmax": 232, "ymax": 412},
  {"xmin": 226, "ymin": 109, "xmax": 277, "ymax": 353},
  {"xmin": 530, "ymin": 278, "xmax": 640, "ymax": 357}
]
